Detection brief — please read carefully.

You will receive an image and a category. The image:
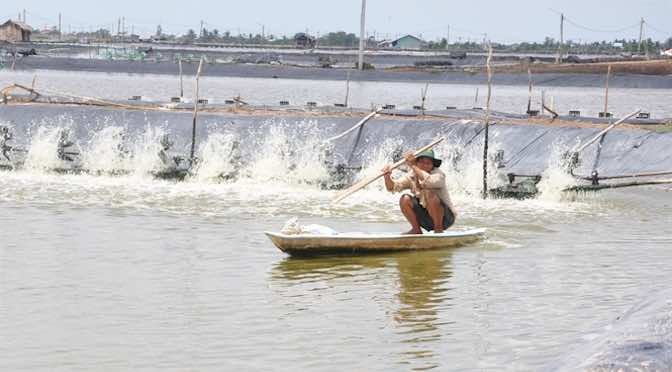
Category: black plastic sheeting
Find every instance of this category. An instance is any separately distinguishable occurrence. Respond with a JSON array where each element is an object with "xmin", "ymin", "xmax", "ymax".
[{"xmin": 0, "ymin": 104, "xmax": 670, "ymax": 178}]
